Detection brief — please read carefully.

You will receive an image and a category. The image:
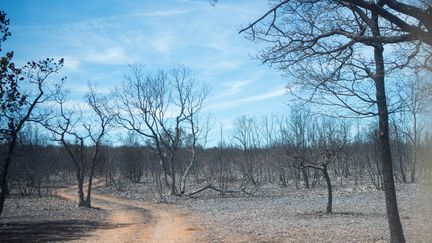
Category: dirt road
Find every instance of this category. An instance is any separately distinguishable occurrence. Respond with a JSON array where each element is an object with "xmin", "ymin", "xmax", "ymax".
[{"xmin": 57, "ymin": 186, "xmax": 202, "ymax": 242}]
